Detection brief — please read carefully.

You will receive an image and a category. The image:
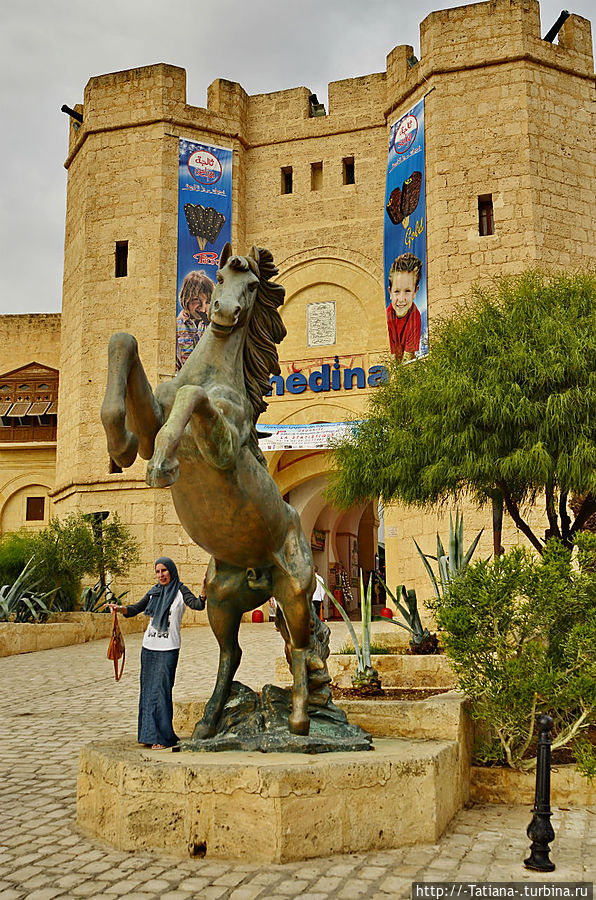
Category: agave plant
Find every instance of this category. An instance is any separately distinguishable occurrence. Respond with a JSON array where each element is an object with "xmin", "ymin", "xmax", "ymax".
[
  {"xmin": 413, "ymin": 511, "xmax": 483, "ymax": 599},
  {"xmin": 374, "ymin": 574, "xmax": 436, "ymax": 651},
  {"xmin": 0, "ymin": 557, "xmax": 54, "ymax": 623},
  {"xmin": 80, "ymin": 582, "xmax": 128, "ymax": 613},
  {"xmin": 323, "ymin": 570, "xmax": 381, "ymax": 692}
]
